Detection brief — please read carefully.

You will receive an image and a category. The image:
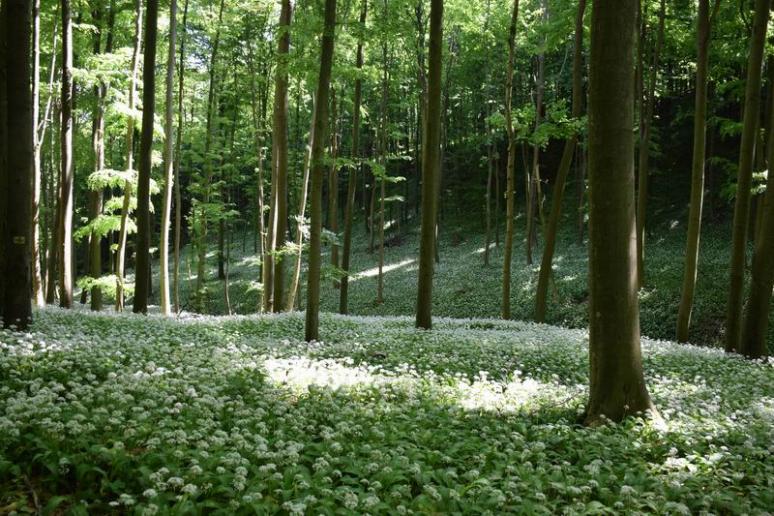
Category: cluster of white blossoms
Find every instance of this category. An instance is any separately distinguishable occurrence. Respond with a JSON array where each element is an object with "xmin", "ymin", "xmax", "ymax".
[{"xmin": 0, "ymin": 307, "xmax": 772, "ymax": 513}]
